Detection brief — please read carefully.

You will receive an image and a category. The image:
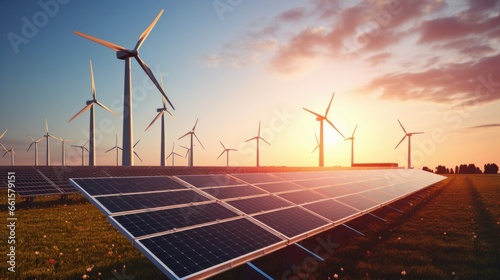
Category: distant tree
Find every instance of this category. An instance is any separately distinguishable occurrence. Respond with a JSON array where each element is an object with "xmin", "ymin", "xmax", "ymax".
[
  {"xmin": 475, "ymin": 167, "xmax": 482, "ymax": 174},
  {"xmin": 484, "ymin": 163, "xmax": 499, "ymax": 174},
  {"xmin": 435, "ymin": 165, "xmax": 447, "ymax": 174},
  {"xmin": 423, "ymin": 166, "xmax": 433, "ymax": 173},
  {"xmin": 459, "ymin": 164, "xmax": 468, "ymax": 174},
  {"xmin": 455, "ymin": 166, "xmax": 459, "ymax": 174},
  {"xmin": 468, "ymin": 164, "xmax": 477, "ymax": 174},
  {"xmin": 450, "ymin": 168, "xmax": 454, "ymax": 174}
]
